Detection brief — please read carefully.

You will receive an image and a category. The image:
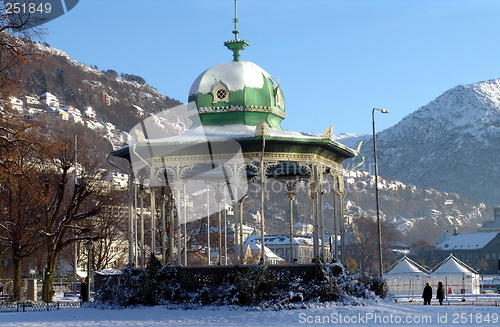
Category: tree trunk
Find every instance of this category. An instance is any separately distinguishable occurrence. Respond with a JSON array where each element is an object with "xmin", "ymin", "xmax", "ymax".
[
  {"xmin": 12, "ymin": 256, "xmax": 22, "ymax": 301},
  {"xmin": 42, "ymin": 252, "xmax": 57, "ymax": 303}
]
